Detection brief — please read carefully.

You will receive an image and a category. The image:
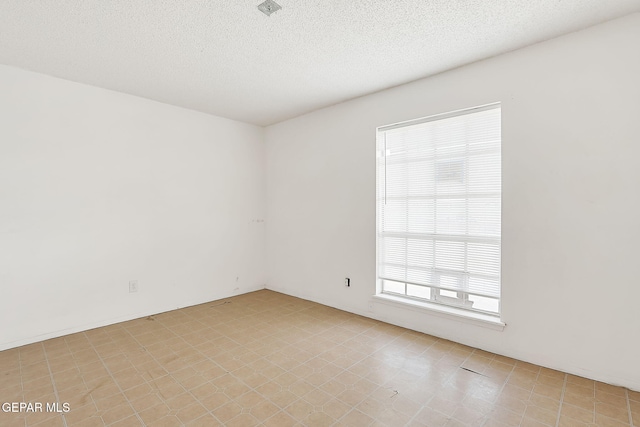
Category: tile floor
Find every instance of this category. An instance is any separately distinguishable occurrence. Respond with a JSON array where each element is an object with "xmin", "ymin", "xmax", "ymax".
[{"xmin": 0, "ymin": 290, "xmax": 637, "ymax": 427}]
